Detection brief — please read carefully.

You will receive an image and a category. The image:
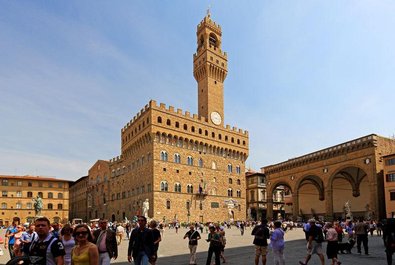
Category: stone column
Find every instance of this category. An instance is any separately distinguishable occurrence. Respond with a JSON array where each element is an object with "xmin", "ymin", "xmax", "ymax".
[
  {"xmin": 292, "ymin": 193, "xmax": 299, "ymax": 220},
  {"xmin": 266, "ymin": 198, "xmax": 273, "ymax": 220},
  {"xmin": 325, "ymin": 187, "xmax": 333, "ymax": 220}
]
